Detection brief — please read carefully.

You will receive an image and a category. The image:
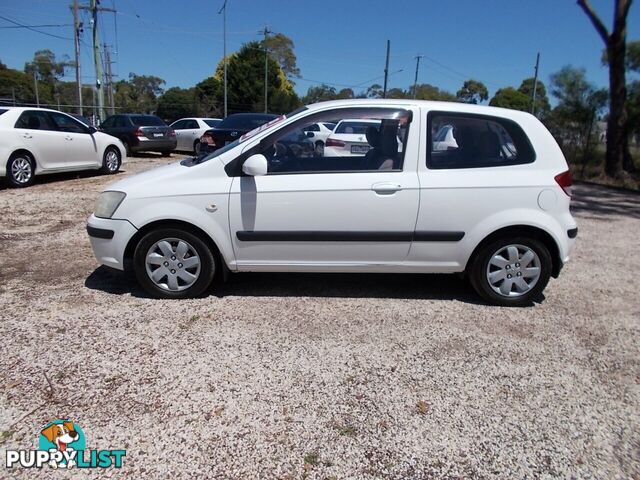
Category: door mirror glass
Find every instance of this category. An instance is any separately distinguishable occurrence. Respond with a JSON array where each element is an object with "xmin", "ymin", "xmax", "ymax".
[
  {"xmin": 242, "ymin": 154, "xmax": 268, "ymax": 176},
  {"xmin": 88, "ymin": 126, "xmax": 97, "ymax": 134}
]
